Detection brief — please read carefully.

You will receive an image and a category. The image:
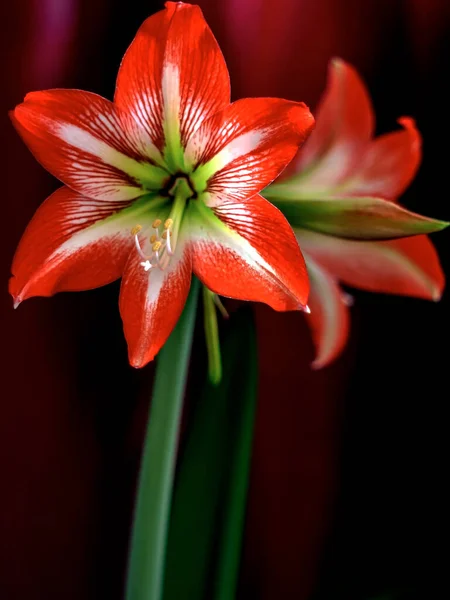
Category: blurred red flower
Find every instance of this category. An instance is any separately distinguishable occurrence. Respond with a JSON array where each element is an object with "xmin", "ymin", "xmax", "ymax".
[{"xmin": 265, "ymin": 59, "xmax": 447, "ymax": 368}]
